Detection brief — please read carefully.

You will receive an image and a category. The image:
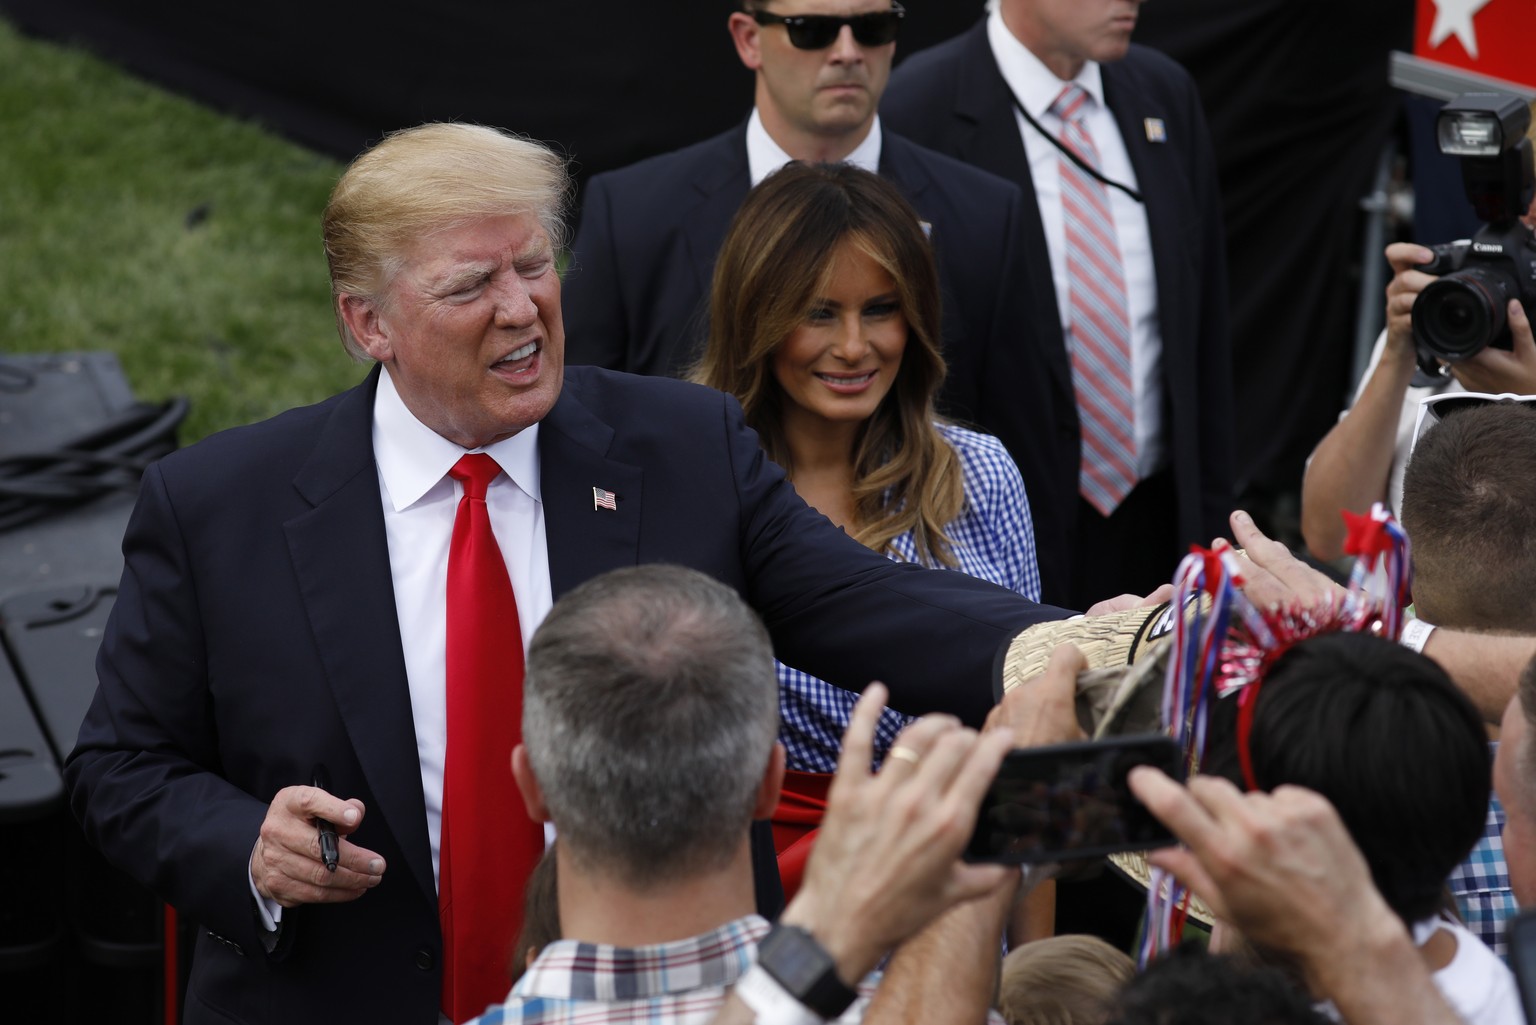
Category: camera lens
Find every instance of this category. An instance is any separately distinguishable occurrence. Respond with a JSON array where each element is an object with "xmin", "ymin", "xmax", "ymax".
[{"xmin": 1414, "ymin": 270, "xmax": 1509, "ymax": 362}]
